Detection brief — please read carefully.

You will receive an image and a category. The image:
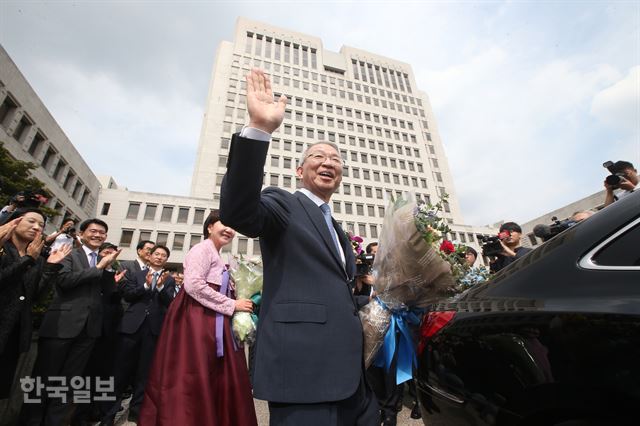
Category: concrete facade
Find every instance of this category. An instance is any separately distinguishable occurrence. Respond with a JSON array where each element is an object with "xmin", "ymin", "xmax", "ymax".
[
  {"xmin": 96, "ymin": 176, "xmax": 242, "ymax": 267},
  {"xmin": 0, "ymin": 45, "xmax": 100, "ymax": 232}
]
